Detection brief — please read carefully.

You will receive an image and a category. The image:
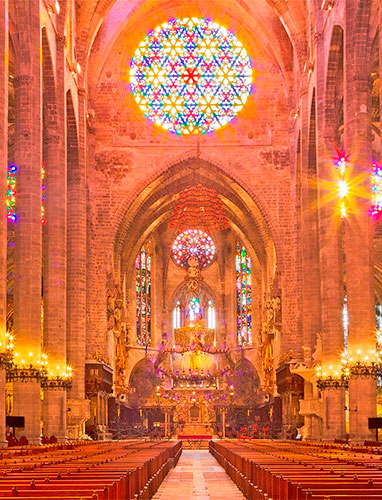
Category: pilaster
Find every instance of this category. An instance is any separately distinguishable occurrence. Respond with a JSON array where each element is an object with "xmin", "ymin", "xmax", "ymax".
[{"xmin": 0, "ymin": 0, "xmax": 9, "ymax": 447}]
